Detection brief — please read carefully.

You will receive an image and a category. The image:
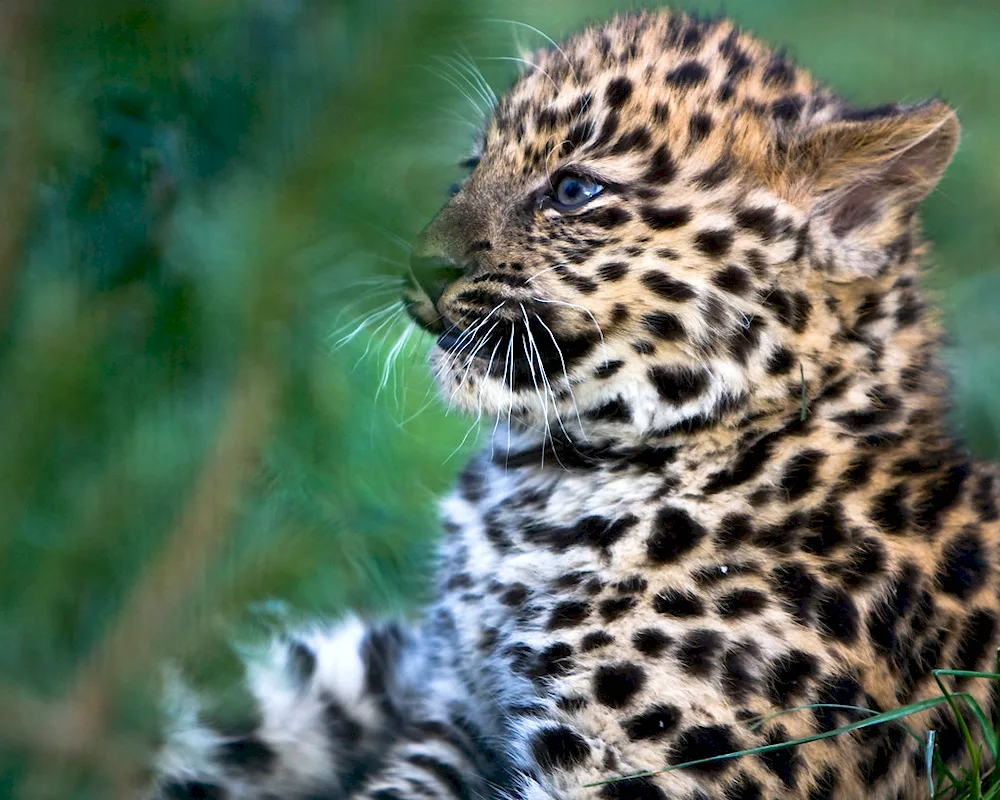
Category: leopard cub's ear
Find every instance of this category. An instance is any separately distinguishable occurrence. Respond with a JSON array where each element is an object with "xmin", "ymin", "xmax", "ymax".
[{"xmin": 790, "ymin": 99, "xmax": 959, "ymax": 280}]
